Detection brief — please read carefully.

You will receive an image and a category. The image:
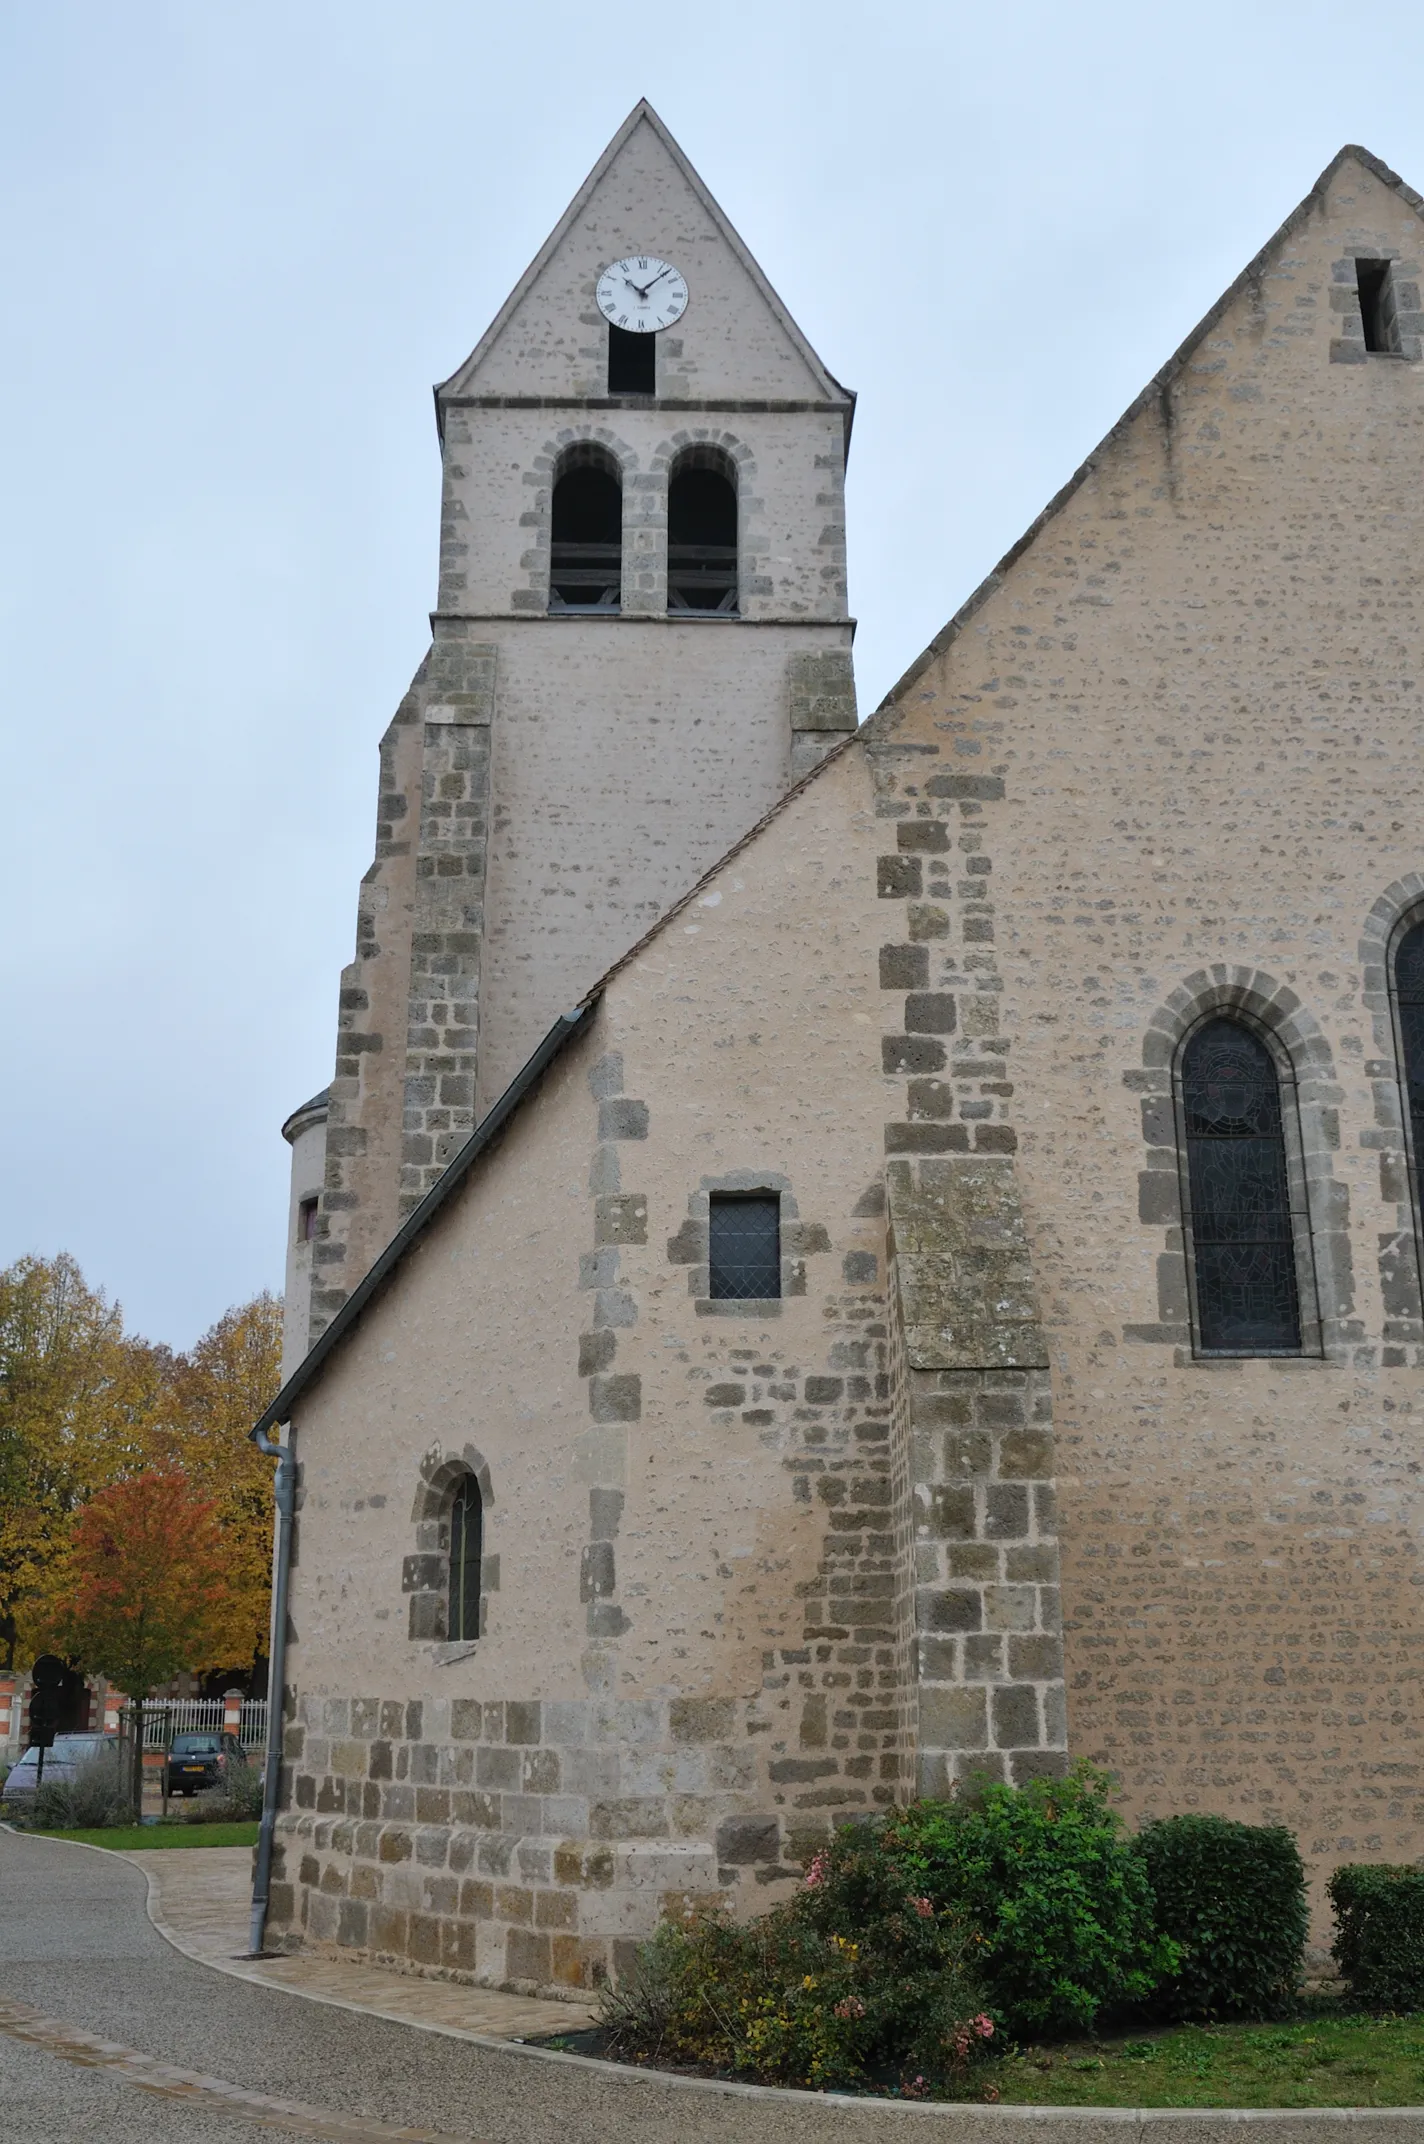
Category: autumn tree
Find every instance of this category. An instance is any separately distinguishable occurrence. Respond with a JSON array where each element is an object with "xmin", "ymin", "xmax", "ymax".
[
  {"xmin": 1, "ymin": 1256, "xmax": 281, "ymax": 1684},
  {"xmin": 150, "ymin": 1292, "xmax": 283, "ymax": 1676},
  {"xmin": 0, "ymin": 1254, "xmax": 168, "ymax": 1668},
  {"xmin": 36, "ymin": 1468, "xmax": 238, "ymax": 1814}
]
